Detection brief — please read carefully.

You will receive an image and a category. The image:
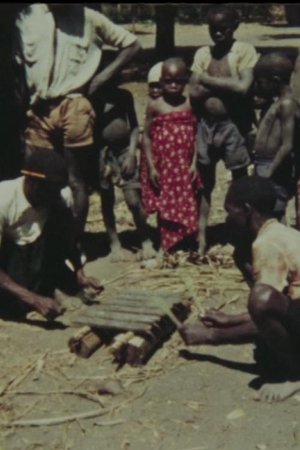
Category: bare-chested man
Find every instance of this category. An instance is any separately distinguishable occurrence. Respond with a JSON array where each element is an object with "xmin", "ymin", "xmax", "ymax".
[
  {"xmin": 181, "ymin": 176, "xmax": 300, "ymax": 403},
  {"xmin": 189, "ymin": 6, "xmax": 259, "ymax": 256},
  {"xmin": 253, "ymin": 52, "xmax": 300, "ymax": 224},
  {"xmin": 93, "ymin": 78, "xmax": 155, "ymax": 261}
]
